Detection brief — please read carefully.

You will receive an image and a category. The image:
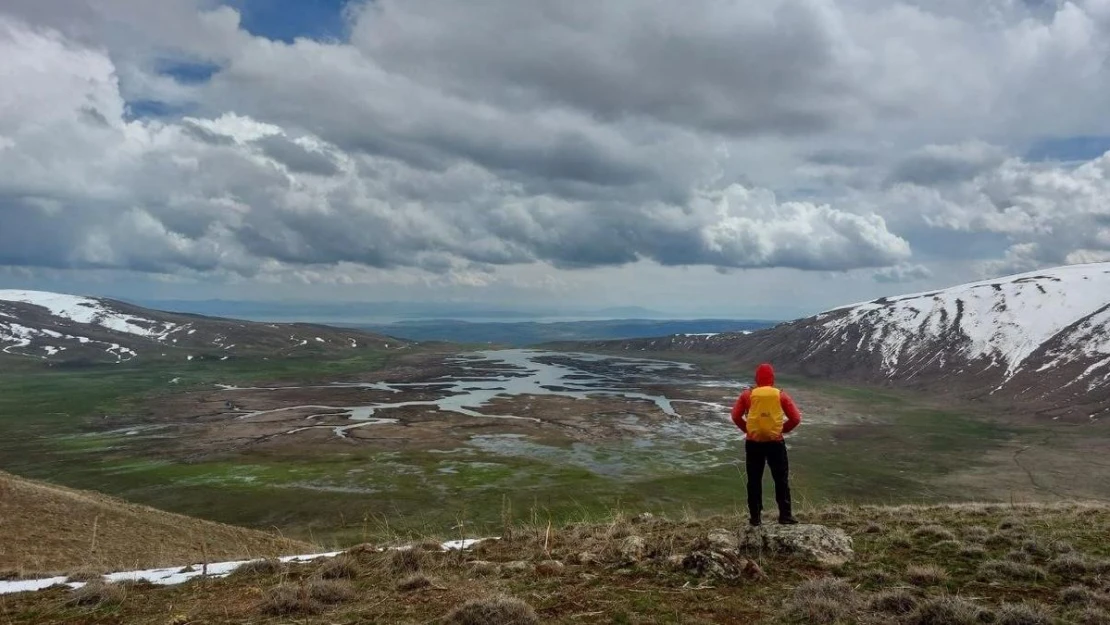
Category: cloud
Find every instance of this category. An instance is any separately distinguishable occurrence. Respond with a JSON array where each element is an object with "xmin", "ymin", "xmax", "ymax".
[
  {"xmin": 0, "ymin": 17, "xmax": 909, "ymax": 281},
  {"xmin": 4, "ymin": 0, "xmax": 1110, "ymax": 302},
  {"xmin": 873, "ymin": 263, "xmax": 933, "ymax": 283}
]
